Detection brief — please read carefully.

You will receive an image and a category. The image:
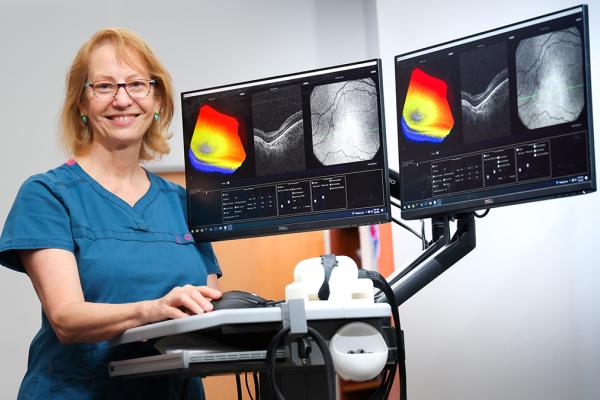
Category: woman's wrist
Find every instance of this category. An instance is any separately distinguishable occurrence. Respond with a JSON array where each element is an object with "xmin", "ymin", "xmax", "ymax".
[{"xmin": 137, "ymin": 299, "xmax": 157, "ymax": 325}]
